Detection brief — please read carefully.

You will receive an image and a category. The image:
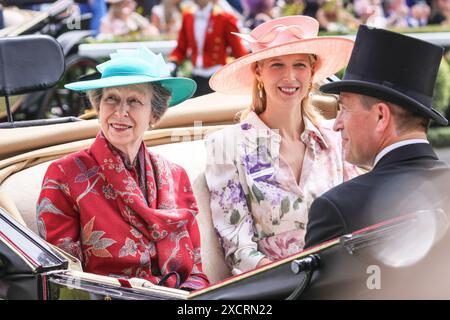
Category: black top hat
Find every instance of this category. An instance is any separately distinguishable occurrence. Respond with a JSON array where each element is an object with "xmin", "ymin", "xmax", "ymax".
[{"xmin": 321, "ymin": 25, "xmax": 448, "ymax": 126}]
